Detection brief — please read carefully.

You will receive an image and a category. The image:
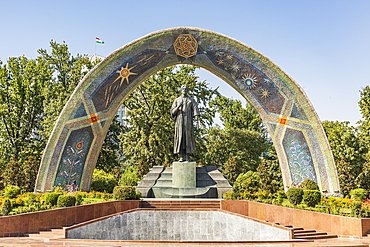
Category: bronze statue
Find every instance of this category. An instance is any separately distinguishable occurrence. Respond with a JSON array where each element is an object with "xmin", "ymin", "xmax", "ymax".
[{"xmin": 171, "ymin": 85, "xmax": 200, "ymax": 162}]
